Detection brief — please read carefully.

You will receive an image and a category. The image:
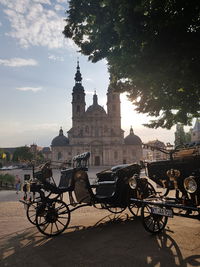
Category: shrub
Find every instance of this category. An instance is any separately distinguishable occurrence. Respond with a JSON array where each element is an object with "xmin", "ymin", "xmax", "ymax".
[{"xmin": 0, "ymin": 173, "xmax": 15, "ymax": 188}]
